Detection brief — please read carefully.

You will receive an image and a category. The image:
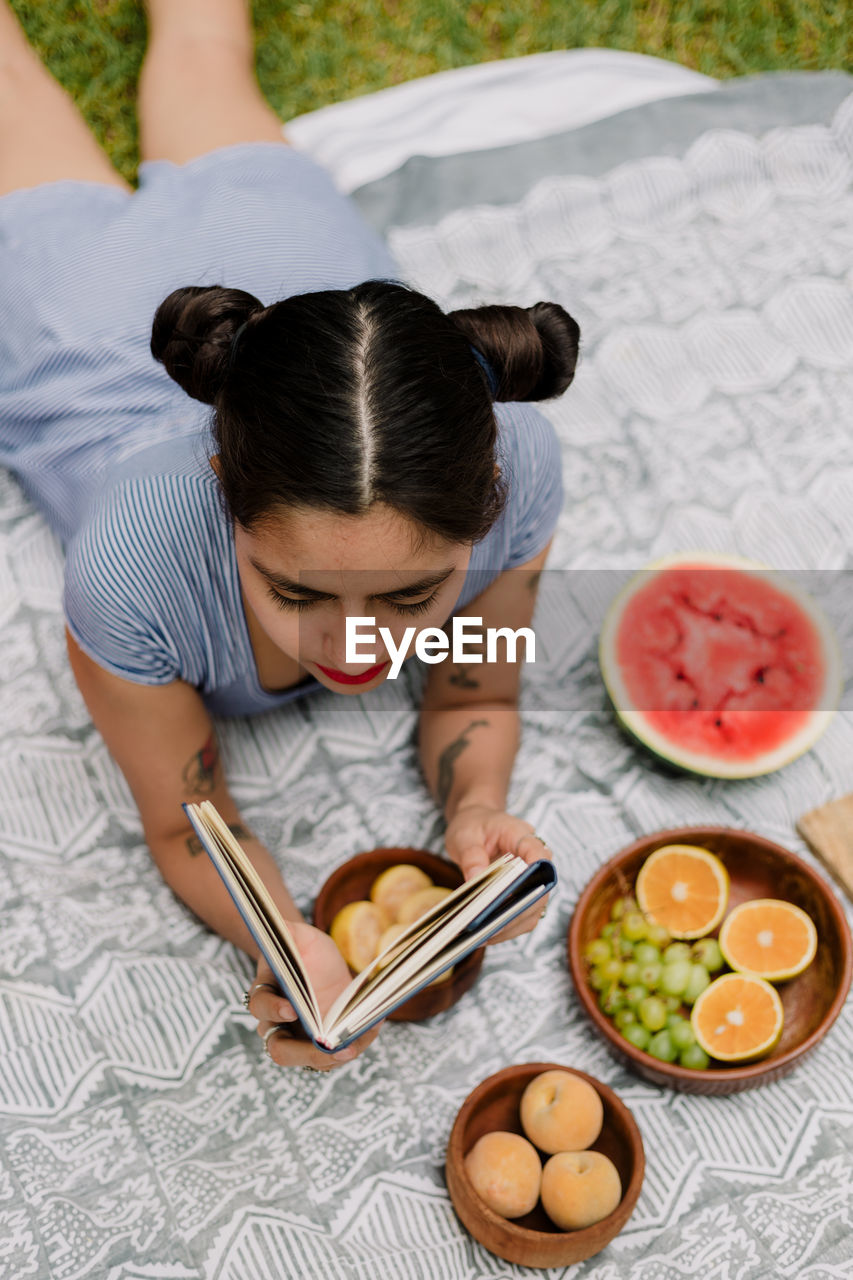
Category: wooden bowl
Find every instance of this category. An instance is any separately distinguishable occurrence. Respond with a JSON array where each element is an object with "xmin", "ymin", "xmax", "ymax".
[
  {"xmin": 446, "ymin": 1062, "xmax": 644, "ymax": 1268},
  {"xmin": 313, "ymin": 847, "xmax": 484, "ymax": 1022},
  {"xmin": 568, "ymin": 826, "xmax": 852, "ymax": 1094}
]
